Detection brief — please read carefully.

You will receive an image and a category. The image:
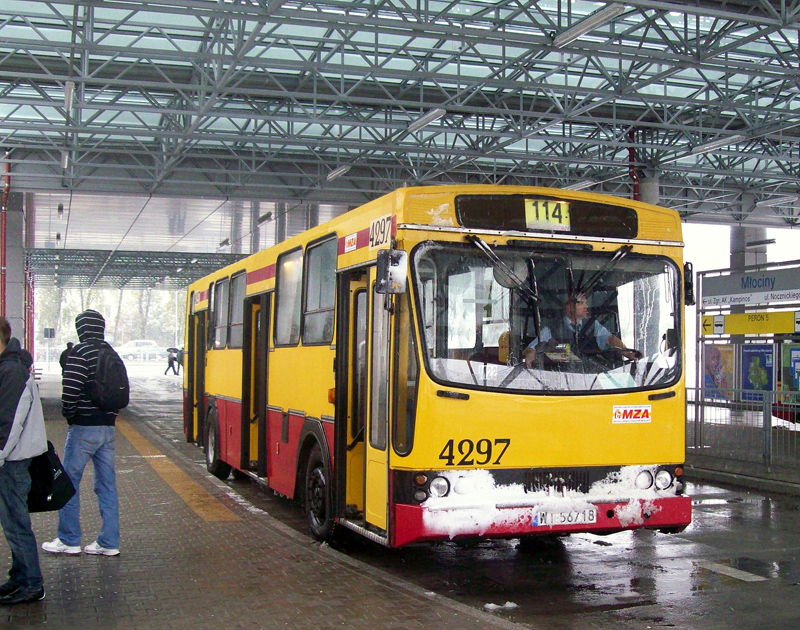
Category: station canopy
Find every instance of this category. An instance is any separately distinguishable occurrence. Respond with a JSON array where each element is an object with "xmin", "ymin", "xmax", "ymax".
[{"xmin": 3, "ymin": 1, "xmax": 800, "ymax": 288}]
